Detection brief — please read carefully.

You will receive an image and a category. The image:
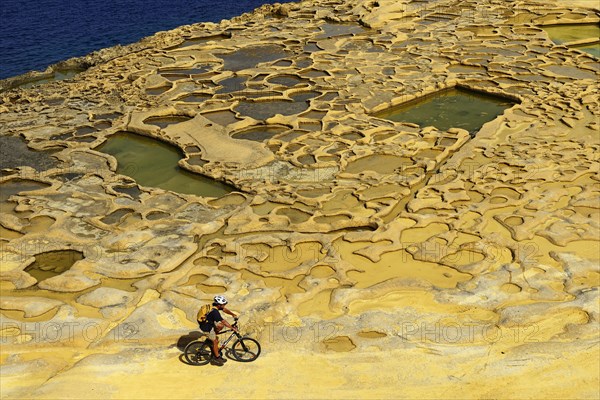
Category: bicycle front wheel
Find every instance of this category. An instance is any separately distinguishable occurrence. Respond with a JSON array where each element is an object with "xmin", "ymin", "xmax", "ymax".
[
  {"xmin": 231, "ymin": 337, "xmax": 261, "ymax": 362},
  {"xmin": 184, "ymin": 340, "xmax": 212, "ymax": 366}
]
